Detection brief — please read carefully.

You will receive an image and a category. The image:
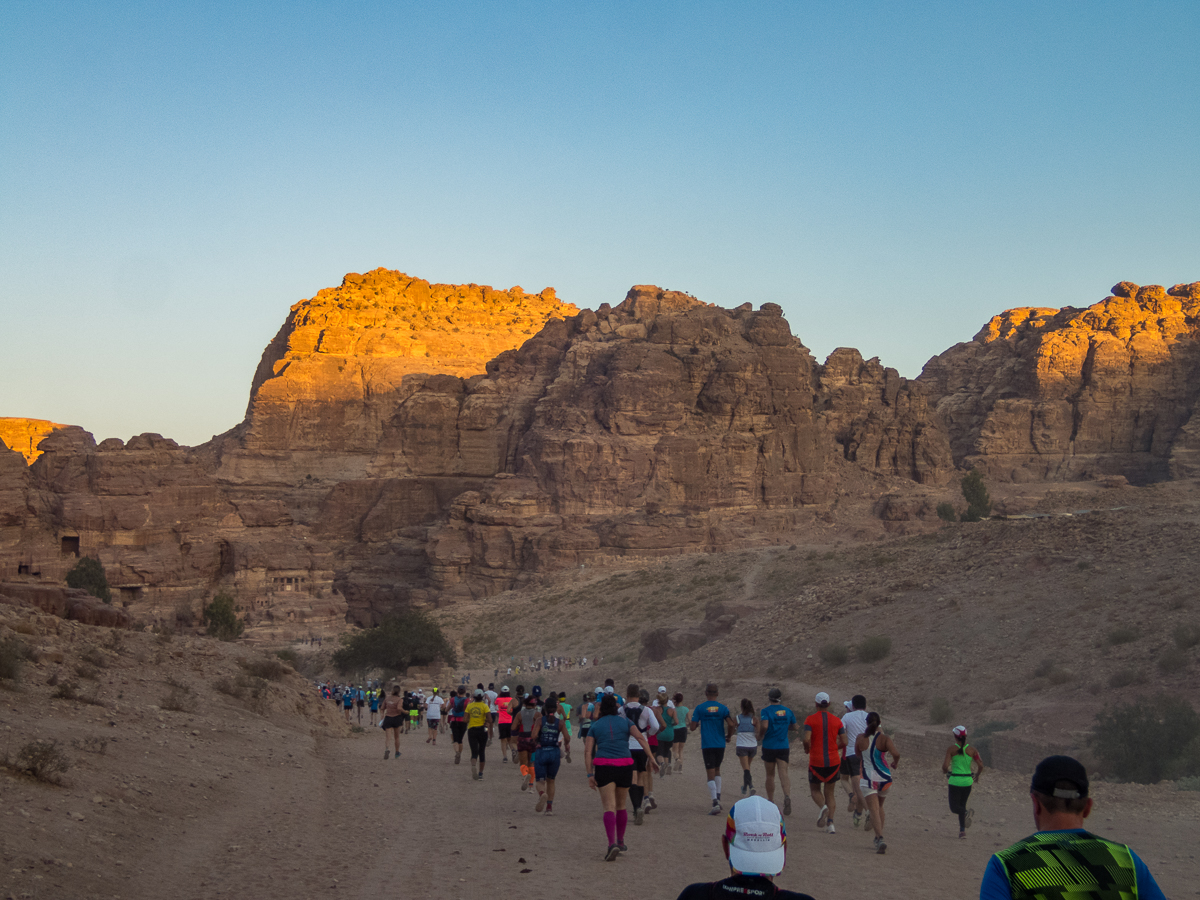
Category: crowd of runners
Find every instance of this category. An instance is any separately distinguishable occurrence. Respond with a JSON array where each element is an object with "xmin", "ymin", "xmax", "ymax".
[{"xmin": 315, "ymin": 676, "xmax": 1000, "ymax": 861}]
